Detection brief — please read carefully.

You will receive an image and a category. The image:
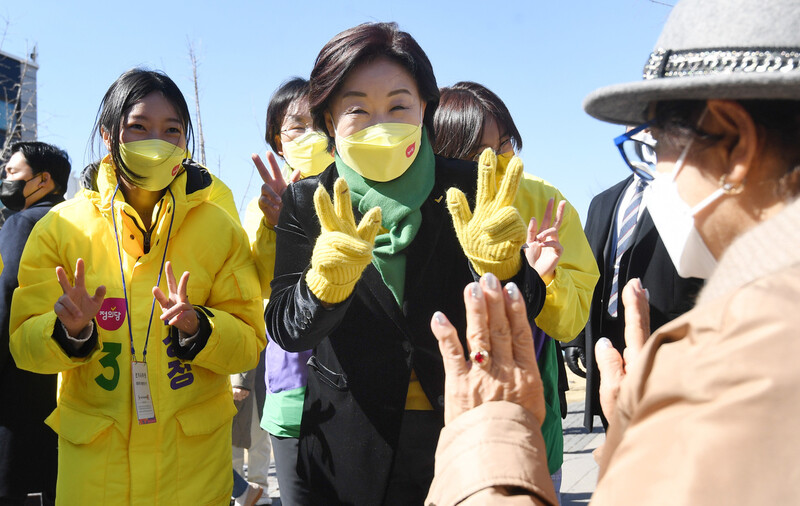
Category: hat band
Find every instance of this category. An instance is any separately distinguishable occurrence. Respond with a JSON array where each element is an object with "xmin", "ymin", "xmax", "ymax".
[{"xmin": 643, "ymin": 47, "xmax": 800, "ymax": 79}]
